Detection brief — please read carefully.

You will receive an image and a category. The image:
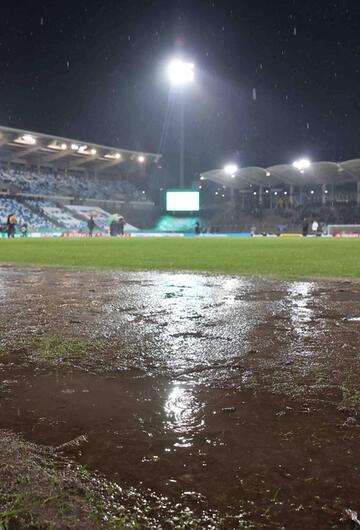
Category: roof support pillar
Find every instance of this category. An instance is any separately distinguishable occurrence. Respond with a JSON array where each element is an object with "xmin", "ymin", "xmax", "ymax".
[
  {"xmin": 240, "ymin": 191, "xmax": 245, "ymax": 209},
  {"xmin": 322, "ymin": 184, "xmax": 327, "ymax": 206},
  {"xmin": 289, "ymin": 185, "xmax": 294, "ymax": 206},
  {"xmin": 357, "ymin": 181, "xmax": 360, "ymax": 206},
  {"xmin": 259, "ymin": 185, "xmax": 263, "ymax": 206}
]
